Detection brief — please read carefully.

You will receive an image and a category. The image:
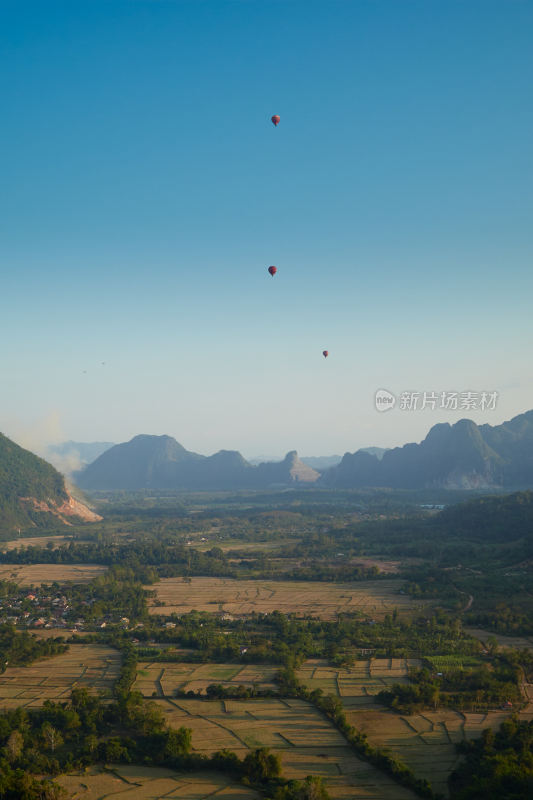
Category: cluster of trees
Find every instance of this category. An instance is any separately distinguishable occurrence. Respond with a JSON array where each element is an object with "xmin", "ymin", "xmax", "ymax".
[
  {"xmin": 137, "ymin": 607, "xmax": 479, "ymax": 666},
  {"xmin": 449, "ymin": 718, "xmax": 533, "ymax": 800},
  {"xmin": 376, "ymin": 655, "xmax": 524, "ymax": 714},
  {"xmin": 0, "ymin": 535, "xmax": 383, "ymax": 584},
  {"xmin": 0, "ymin": 624, "xmax": 67, "ymax": 671},
  {"xmin": 176, "ymin": 683, "xmax": 279, "ymax": 700}
]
